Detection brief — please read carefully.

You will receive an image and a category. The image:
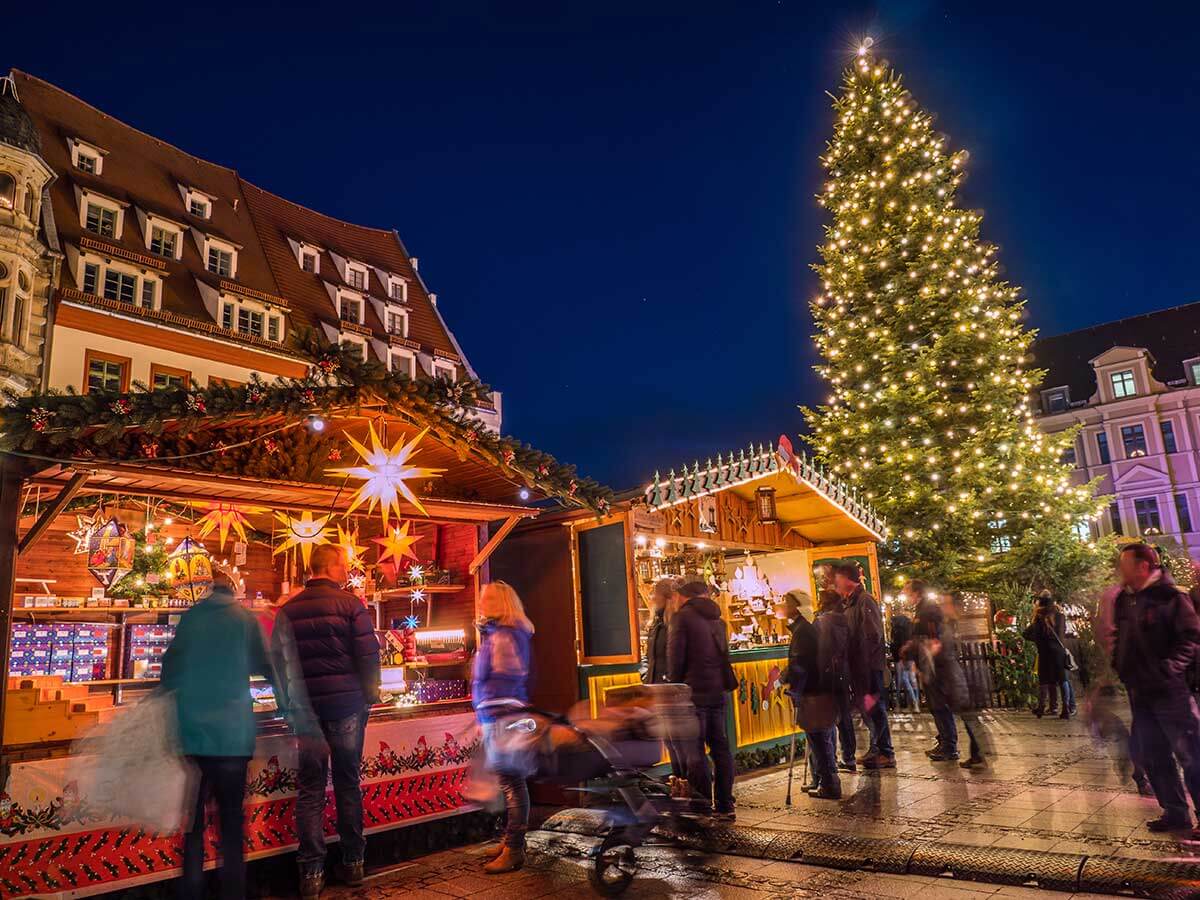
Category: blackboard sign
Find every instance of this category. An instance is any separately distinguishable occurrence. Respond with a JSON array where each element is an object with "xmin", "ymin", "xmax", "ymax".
[{"xmin": 578, "ymin": 522, "xmax": 631, "ymax": 659}]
